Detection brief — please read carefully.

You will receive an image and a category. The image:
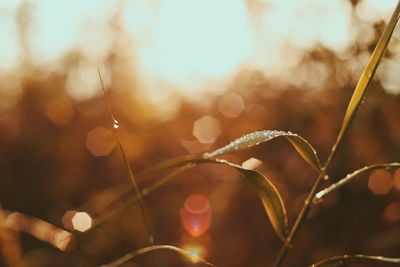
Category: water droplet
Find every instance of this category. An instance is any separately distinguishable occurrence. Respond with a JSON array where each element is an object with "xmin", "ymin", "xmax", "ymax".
[{"xmin": 113, "ymin": 120, "xmax": 119, "ymax": 129}]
